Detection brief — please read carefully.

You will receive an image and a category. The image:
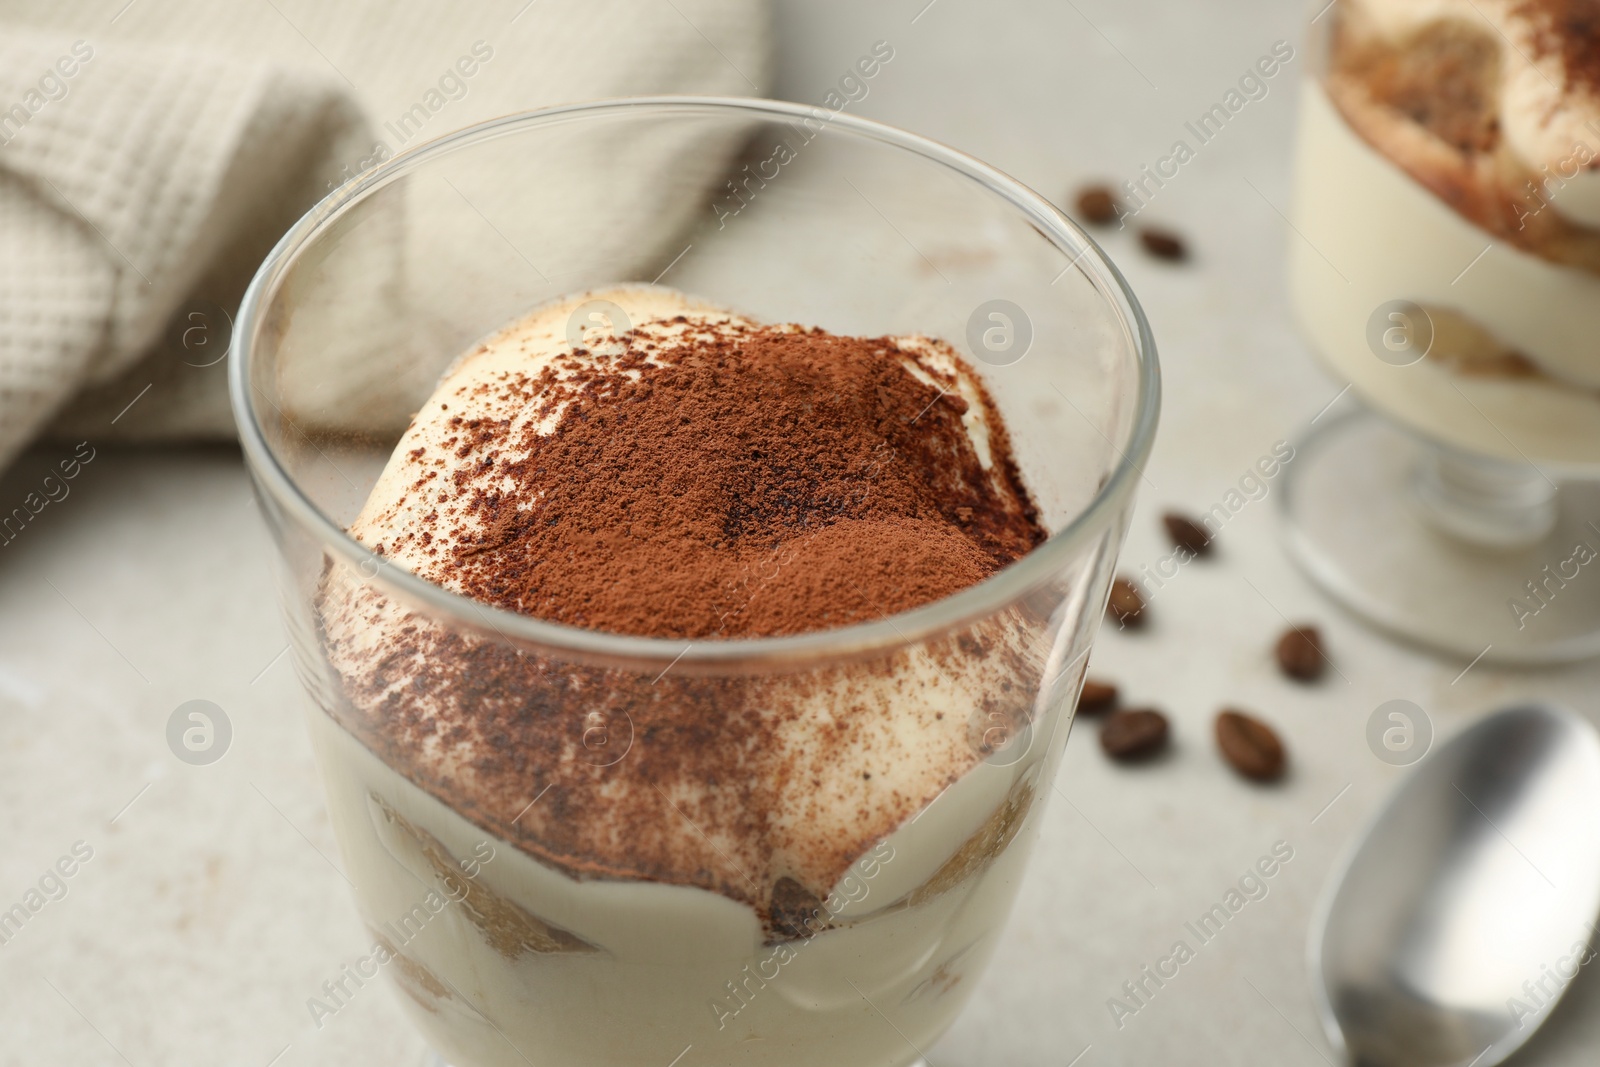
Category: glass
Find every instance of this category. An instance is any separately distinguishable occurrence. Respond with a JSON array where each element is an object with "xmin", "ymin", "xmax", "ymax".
[
  {"xmin": 231, "ymin": 98, "xmax": 1158, "ymax": 1067},
  {"xmin": 1283, "ymin": 2, "xmax": 1600, "ymax": 663}
]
